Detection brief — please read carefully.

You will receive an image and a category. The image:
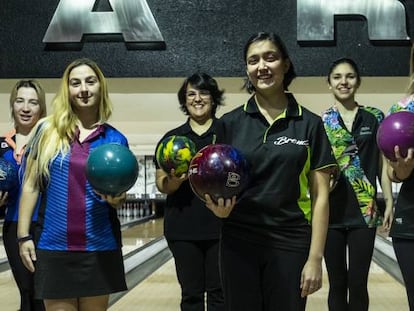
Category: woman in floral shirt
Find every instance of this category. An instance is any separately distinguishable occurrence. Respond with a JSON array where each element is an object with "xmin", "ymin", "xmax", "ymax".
[{"xmin": 321, "ymin": 58, "xmax": 393, "ymax": 311}]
